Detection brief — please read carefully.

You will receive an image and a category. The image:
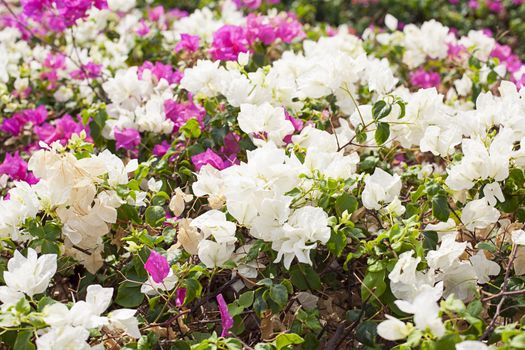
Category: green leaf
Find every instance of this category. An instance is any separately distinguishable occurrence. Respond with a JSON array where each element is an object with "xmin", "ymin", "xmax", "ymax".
[
  {"xmin": 372, "ymin": 100, "xmax": 391, "ymax": 120},
  {"xmin": 171, "ymin": 341, "xmax": 191, "ymax": 350},
  {"xmin": 422, "ymin": 231, "xmax": 438, "ymax": 250},
  {"xmin": 14, "ymin": 331, "xmax": 35, "ymax": 350},
  {"xmin": 269, "ymin": 284, "xmax": 288, "ymax": 307},
  {"xmin": 145, "ymin": 206, "xmax": 166, "ymax": 227},
  {"xmin": 37, "ymin": 296, "xmax": 56, "ymax": 312},
  {"xmin": 289, "ymin": 265, "xmax": 321, "ymax": 291},
  {"xmin": 374, "ymin": 122, "xmax": 390, "ymax": 145},
  {"xmin": 327, "ymin": 229, "xmax": 346, "ymax": 257},
  {"xmin": 361, "ymin": 270, "xmax": 386, "ymax": 301},
  {"xmin": 432, "ymin": 194, "xmax": 450, "ymax": 222},
  {"xmin": 116, "ymin": 282, "xmax": 144, "ymax": 307},
  {"xmin": 238, "ymin": 291, "xmax": 254, "ymax": 308},
  {"xmin": 274, "ymin": 333, "xmax": 304, "ymax": 350},
  {"xmin": 180, "ymin": 118, "xmax": 202, "ymax": 139},
  {"xmin": 355, "ymin": 321, "xmax": 377, "ymax": 347},
  {"xmin": 396, "ymin": 101, "xmax": 406, "ymax": 119},
  {"xmin": 184, "ymin": 278, "xmax": 203, "ymax": 304},
  {"xmin": 15, "ymin": 297, "xmax": 30, "ymax": 314},
  {"xmin": 467, "ymin": 300, "xmax": 483, "ymax": 317},
  {"xmin": 512, "ymin": 333, "xmax": 525, "ymax": 349},
  {"xmin": 335, "ymin": 193, "xmax": 358, "ymax": 216}
]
